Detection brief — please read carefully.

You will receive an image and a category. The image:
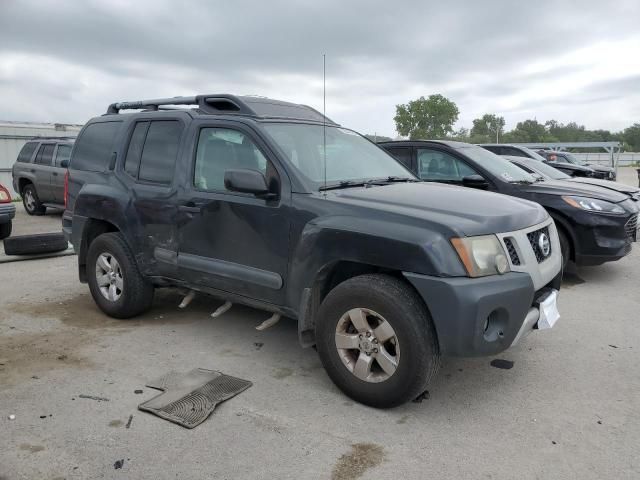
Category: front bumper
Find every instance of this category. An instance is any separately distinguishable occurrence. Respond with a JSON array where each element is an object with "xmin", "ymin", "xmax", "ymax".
[
  {"xmin": 0, "ymin": 203, "xmax": 16, "ymax": 223},
  {"xmin": 403, "ymin": 270, "xmax": 562, "ymax": 357},
  {"xmin": 571, "ymin": 210, "xmax": 637, "ymax": 266}
]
